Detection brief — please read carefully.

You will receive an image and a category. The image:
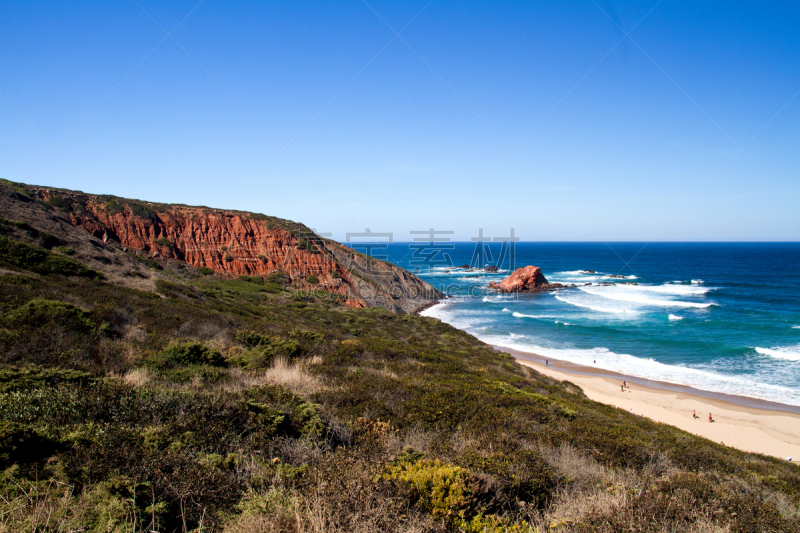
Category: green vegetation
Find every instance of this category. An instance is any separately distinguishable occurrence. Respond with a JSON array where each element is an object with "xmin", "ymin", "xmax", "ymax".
[
  {"xmin": 306, "ymin": 274, "xmax": 319, "ymax": 284},
  {"xmin": 267, "ymin": 270, "xmax": 291, "ymax": 285},
  {"xmin": 0, "ymin": 235, "xmax": 101, "ymax": 278},
  {"xmin": 0, "ymin": 209, "xmax": 797, "ymax": 532},
  {"xmin": 155, "ymin": 237, "xmax": 172, "ymax": 249},
  {"xmin": 198, "ymin": 266, "xmax": 215, "ymax": 275},
  {"xmin": 0, "ymin": 178, "xmax": 26, "ymax": 193}
]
